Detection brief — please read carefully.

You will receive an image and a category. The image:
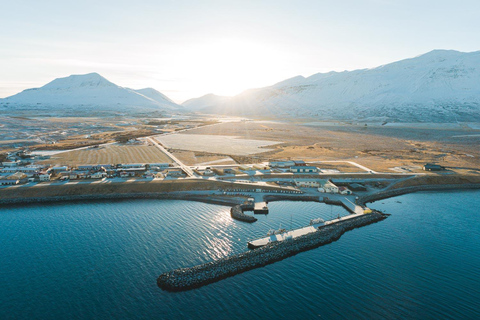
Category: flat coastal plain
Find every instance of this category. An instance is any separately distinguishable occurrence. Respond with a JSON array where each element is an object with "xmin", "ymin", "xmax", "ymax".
[{"xmin": 180, "ymin": 120, "xmax": 480, "ymax": 173}]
